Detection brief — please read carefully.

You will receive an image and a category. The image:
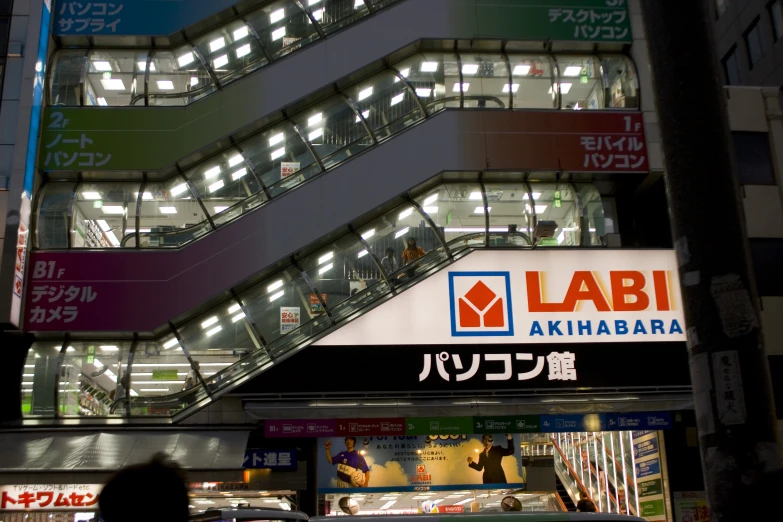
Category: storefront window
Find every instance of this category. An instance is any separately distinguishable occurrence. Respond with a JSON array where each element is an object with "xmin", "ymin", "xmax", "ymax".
[
  {"xmin": 72, "ymin": 182, "xmax": 140, "ymax": 248},
  {"xmin": 420, "ymin": 181, "xmax": 486, "ymax": 247},
  {"xmin": 35, "ymin": 183, "xmax": 77, "ymax": 249},
  {"xmin": 393, "ymin": 52, "xmax": 459, "ymax": 113},
  {"xmin": 136, "ymin": 179, "xmax": 210, "ymax": 248},
  {"xmin": 192, "ymin": 20, "xmax": 269, "ymax": 86},
  {"xmin": 310, "ymin": 0, "xmax": 372, "ymax": 36},
  {"xmin": 149, "ymin": 49, "xmax": 215, "ymax": 106},
  {"xmin": 555, "ymin": 55, "xmax": 604, "ymax": 110},
  {"xmin": 23, "ymin": 343, "xmax": 62, "ymax": 417},
  {"xmin": 460, "ymin": 53, "xmax": 509, "ymax": 109},
  {"xmin": 58, "ymin": 342, "xmax": 132, "ymax": 417},
  {"xmin": 82, "ymin": 50, "xmax": 144, "ymax": 106},
  {"xmin": 244, "ymin": 1, "xmax": 319, "ymax": 61},
  {"xmin": 507, "ymin": 53, "xmax": 556, "ymax": 109}
]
